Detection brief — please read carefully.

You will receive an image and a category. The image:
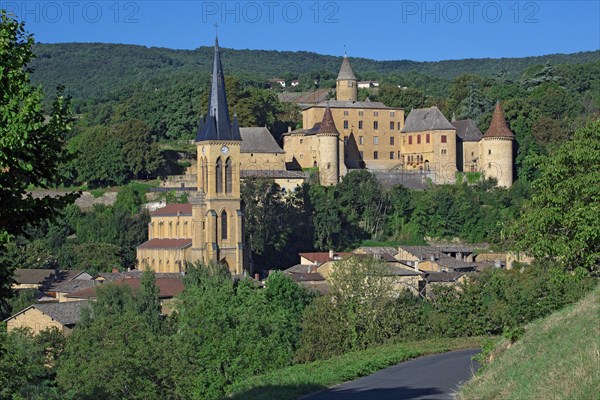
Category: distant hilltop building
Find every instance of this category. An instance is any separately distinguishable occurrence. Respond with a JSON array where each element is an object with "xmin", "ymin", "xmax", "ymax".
[{"xmin": 282, "ymin": 55, "xmax": 515, "ymax": 187}]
